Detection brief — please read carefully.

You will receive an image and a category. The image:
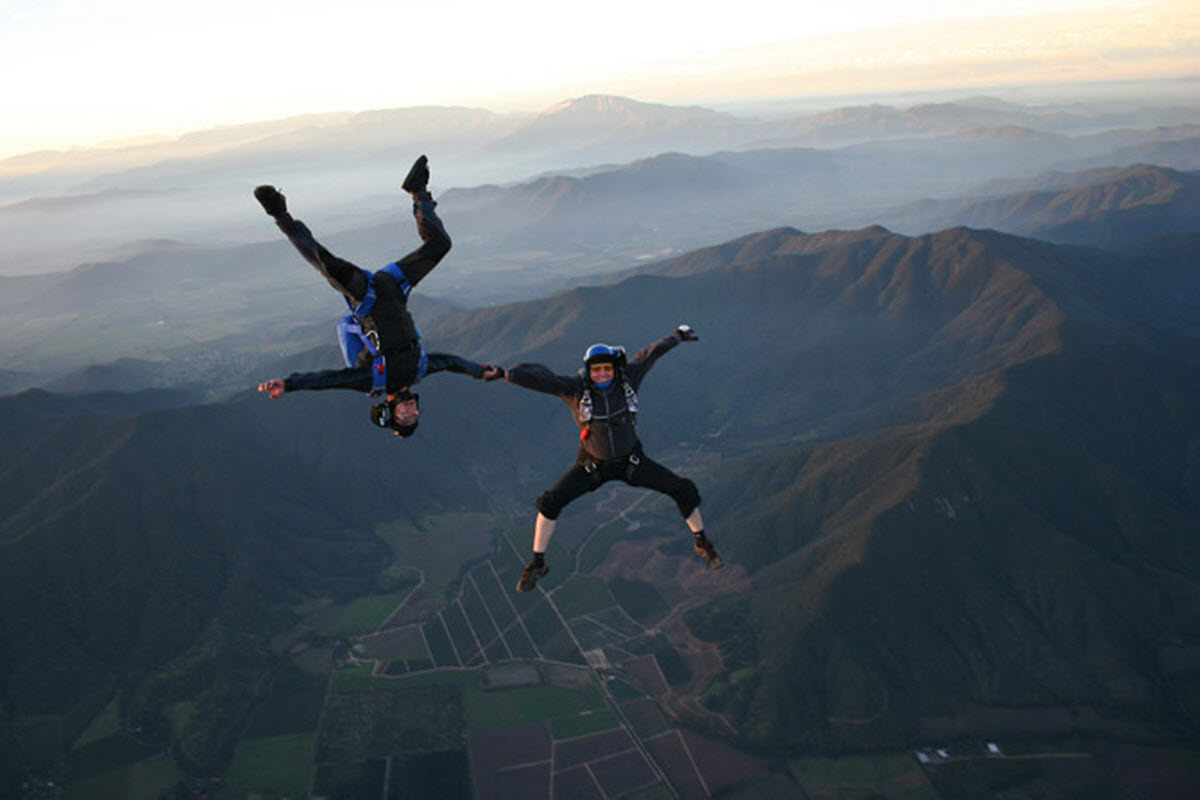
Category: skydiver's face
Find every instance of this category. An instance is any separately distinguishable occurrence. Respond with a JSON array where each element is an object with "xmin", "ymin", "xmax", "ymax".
[
  {"xmin": 392, "ymin": 397, "xmax": 420, "ymax": 426},
  {"xmin": 589, "ymin": 363, "xmax": 615, "ymax": 386}
]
